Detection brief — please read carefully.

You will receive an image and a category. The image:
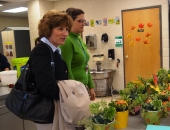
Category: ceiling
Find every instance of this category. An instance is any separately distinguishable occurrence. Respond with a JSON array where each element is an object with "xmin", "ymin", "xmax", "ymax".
[
  {"xmin": 0, "ymin": 0, "xmax": 169, "ymax": 18},
  {"xmin": 0, "ymin": 0, "xmax": 29, "ymax": 17},
  {"xmin": 0, "ymin": 0, "xmax": 60, "ymax": 18}
]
